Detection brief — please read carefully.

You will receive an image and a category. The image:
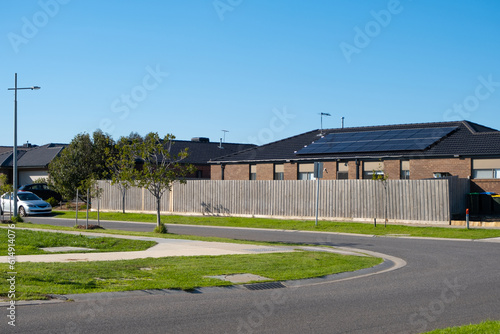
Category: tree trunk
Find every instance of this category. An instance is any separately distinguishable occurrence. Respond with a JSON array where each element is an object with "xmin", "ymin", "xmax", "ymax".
[
  {"xmin": 156, "ymin": 196, "xmax": 161, "ymax": 228},
  {"xmin": 122, "ymin": 189, "xmax": 126, "ymax": 214}
]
